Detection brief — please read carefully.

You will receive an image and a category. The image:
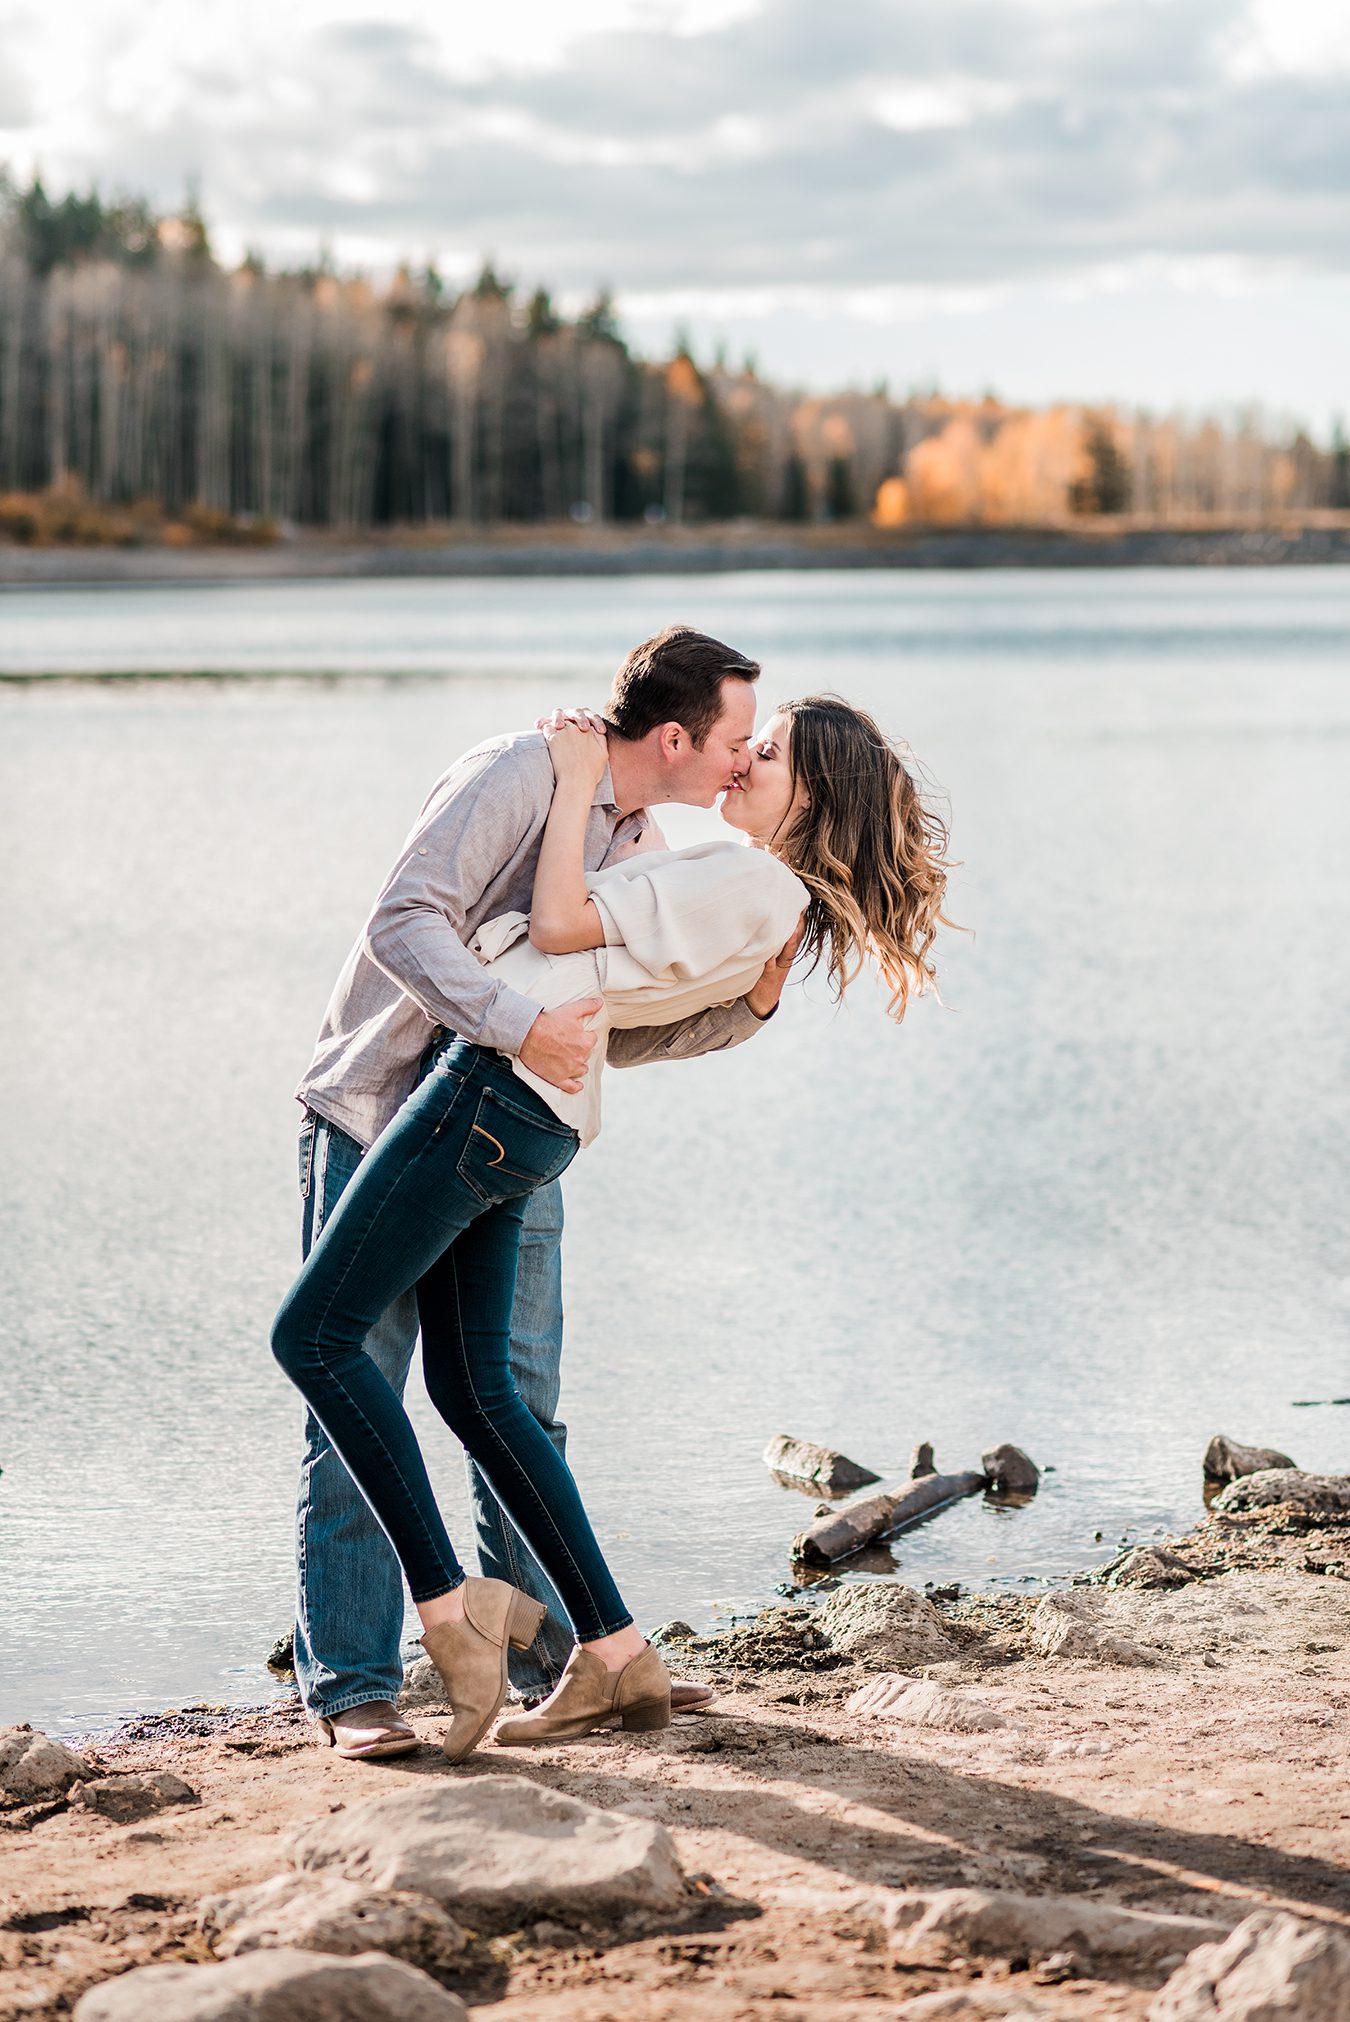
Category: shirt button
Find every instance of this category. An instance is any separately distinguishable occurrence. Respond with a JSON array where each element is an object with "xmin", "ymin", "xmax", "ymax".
[{"xmin": 418, "ymin": 848, "xmax": 428, "ymax": 855}]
